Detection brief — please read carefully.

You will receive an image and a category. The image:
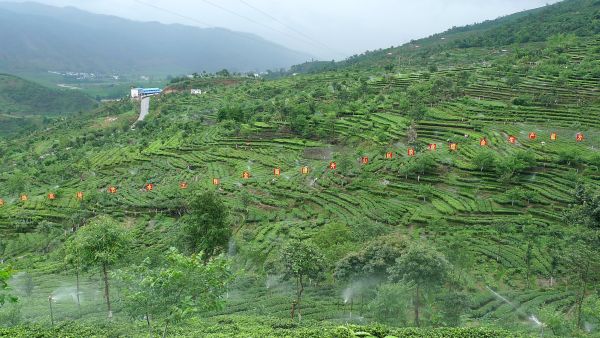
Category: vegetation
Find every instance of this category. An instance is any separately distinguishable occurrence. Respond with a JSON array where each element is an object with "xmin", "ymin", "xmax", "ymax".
[
  {"xmin": 63, "ymin": 215, "xmax": 131, "ymax": 318},
  {"xmin": 178, "ymin": 192, "xmax": 231, "ymax": 258},
  {"xmin": 0, "ymin": 0, "xmax": 600, "ymax": 336},
  {"xmin": 0, "ymin": 74, "xmax": 96, "ymax": 116}
]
